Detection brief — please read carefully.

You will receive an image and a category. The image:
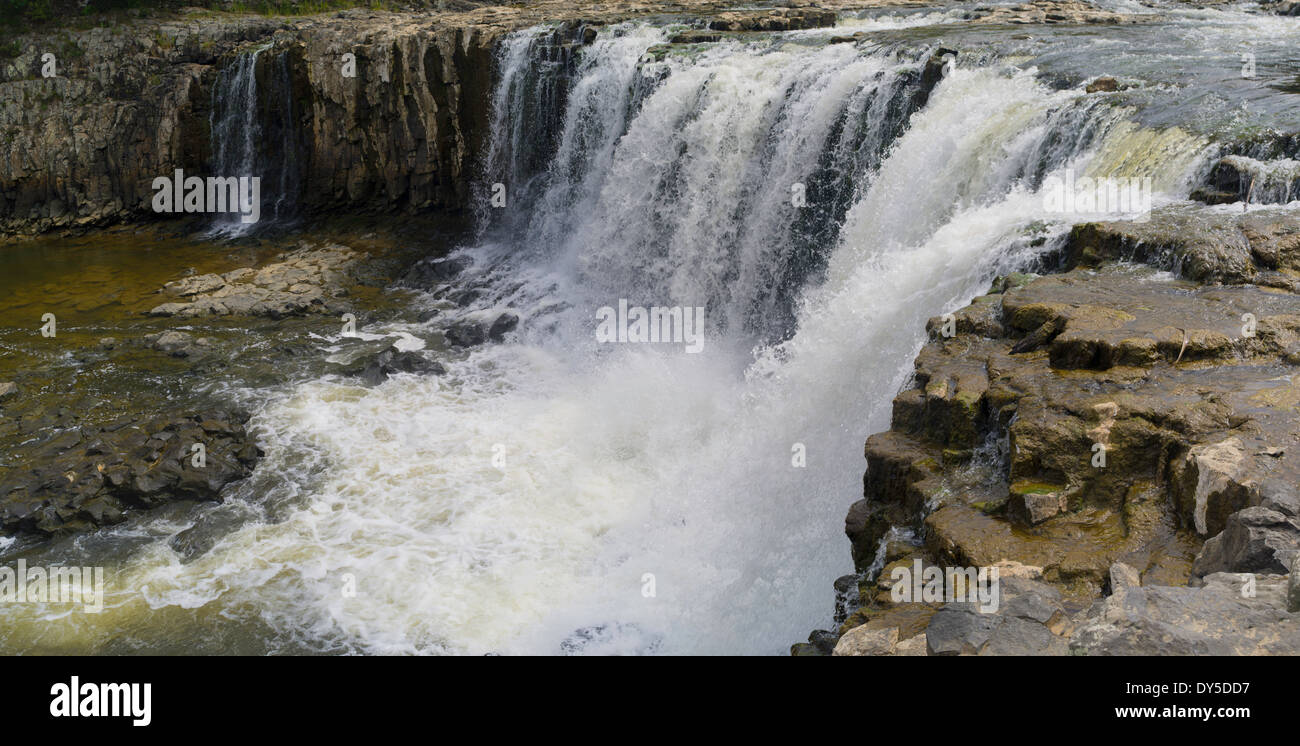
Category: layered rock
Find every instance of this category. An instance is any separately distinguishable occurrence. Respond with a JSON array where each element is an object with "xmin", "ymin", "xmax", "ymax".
[
  {"xmin": 4, "ymin": 1, "xmax": 928, "ymax": 238},
  {"xmin": 808, "ymin": 205, "xmax": 1300, "ymax": 655}
]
